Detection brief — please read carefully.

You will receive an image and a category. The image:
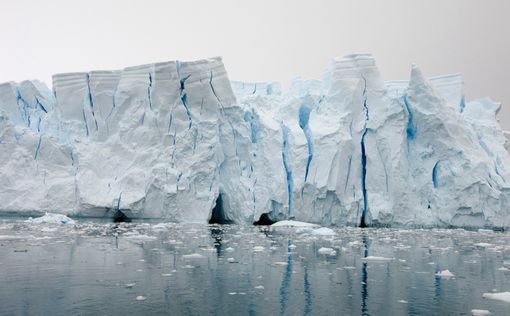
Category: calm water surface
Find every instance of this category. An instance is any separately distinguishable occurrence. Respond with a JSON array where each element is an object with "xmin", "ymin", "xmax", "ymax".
[{"xmin": 0, "ymin": 220, "xmax": 510, "ymax": 315}]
